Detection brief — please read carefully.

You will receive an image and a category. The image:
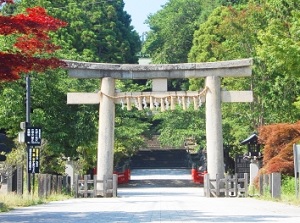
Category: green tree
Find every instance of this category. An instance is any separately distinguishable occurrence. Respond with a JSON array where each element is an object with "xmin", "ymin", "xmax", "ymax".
[
  {"xmin": 189, "ymin": 0, "xmax": 300, "ymax": 149},
  {"xmin": 143, "ymin": 0, "xmax": 221, "ymax": 64},
  {"xmin": 17, "ymin": 0, "xmax": 141, "ymax": 63},
  {"xmin": 0, "ymin": 0, "xmax": 144, "ymax": 173},
  {"xmin": 153, "ymin": 108, "xmax": 206, "ymax": 148}
]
